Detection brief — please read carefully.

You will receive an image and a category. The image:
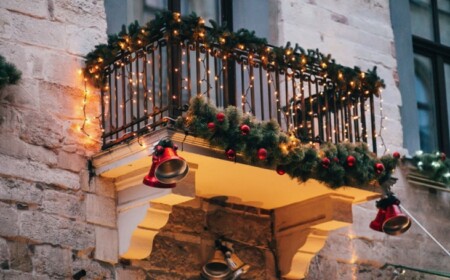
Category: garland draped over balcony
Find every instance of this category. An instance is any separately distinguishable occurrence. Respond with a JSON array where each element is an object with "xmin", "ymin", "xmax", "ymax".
[
  {"xmin": 175, "ymin": 96, "xmax": 397, "ymax": 189},
  {"xmin": 82, "ymin": 11, "xmax": 397, "ymax": 189},
  {"xmin": 83, "ymin": 11, "xmax": 385, "ymax": 96}
]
